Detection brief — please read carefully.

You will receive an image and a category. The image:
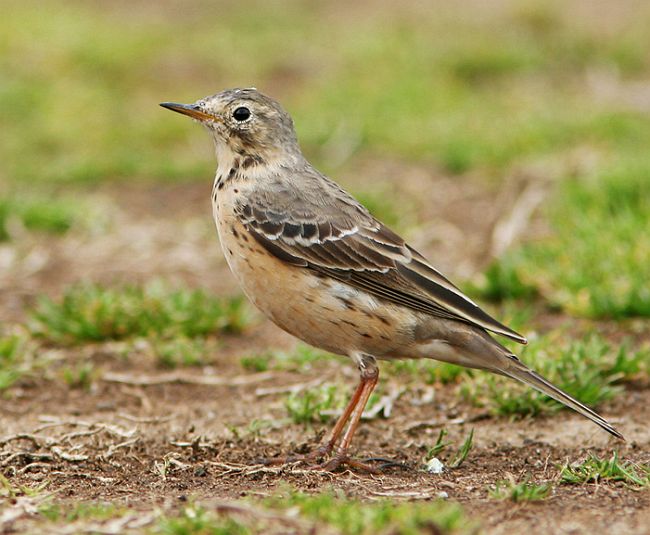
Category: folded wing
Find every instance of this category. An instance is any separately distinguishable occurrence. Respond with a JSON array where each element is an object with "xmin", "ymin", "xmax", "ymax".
[{"xmin": 236, "ymin": 180, "xmax": 527, "ymax": 344}]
